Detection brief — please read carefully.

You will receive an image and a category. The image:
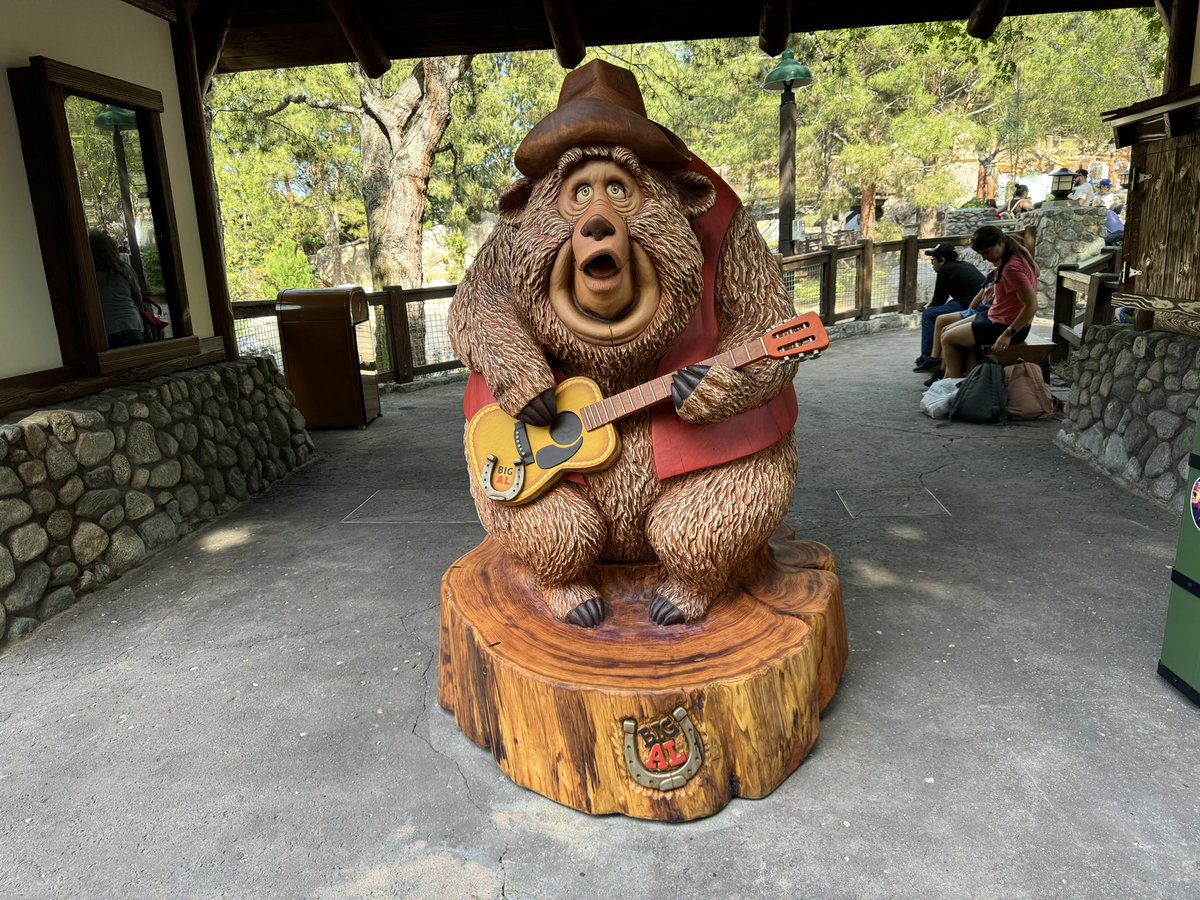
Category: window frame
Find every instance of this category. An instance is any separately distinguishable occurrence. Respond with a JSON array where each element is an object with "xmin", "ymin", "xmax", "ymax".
[{"xmin": 7, "ymin": 56, "xmax": 197, "ymax": 376}]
